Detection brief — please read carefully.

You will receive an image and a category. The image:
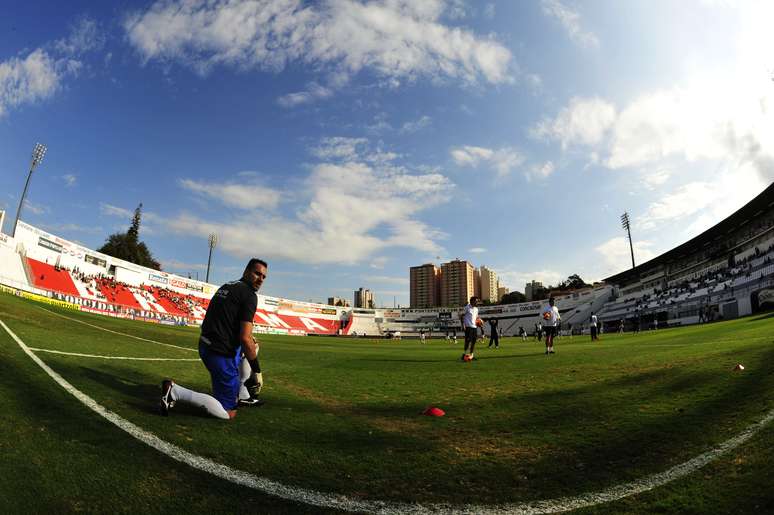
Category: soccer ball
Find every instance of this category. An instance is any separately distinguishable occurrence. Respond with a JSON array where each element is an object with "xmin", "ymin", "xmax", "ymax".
[
  {"xmin": 463, "ymin": 354, "xmax": 473, "ymax": 362},
  {"xmin": 543, "ymin": 311, "xmax": 552, "ymax": 320},
  {"xmin": 475, "ymin": 317, "xmax": 484, "ymax": 327}
]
